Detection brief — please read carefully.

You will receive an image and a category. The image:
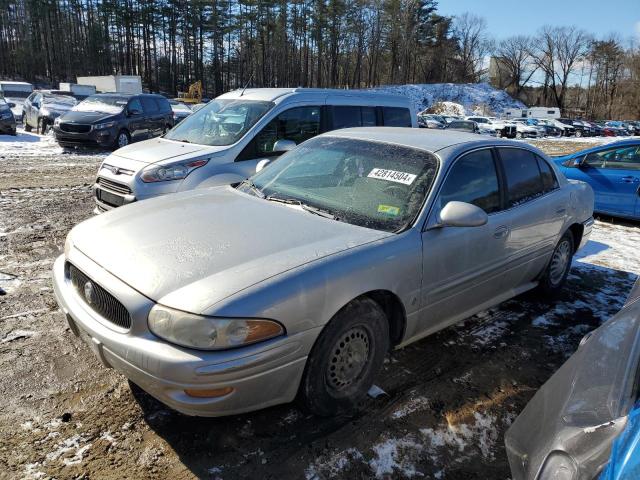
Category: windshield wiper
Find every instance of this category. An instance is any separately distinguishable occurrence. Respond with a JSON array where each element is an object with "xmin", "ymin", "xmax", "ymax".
[
  {"xmin": 239, "ymin": 179, "xmax": 265, "ymax": 198},
  {"xmin": 266, "ymin": 194, "xmax": 336, "ymax": 220}
]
